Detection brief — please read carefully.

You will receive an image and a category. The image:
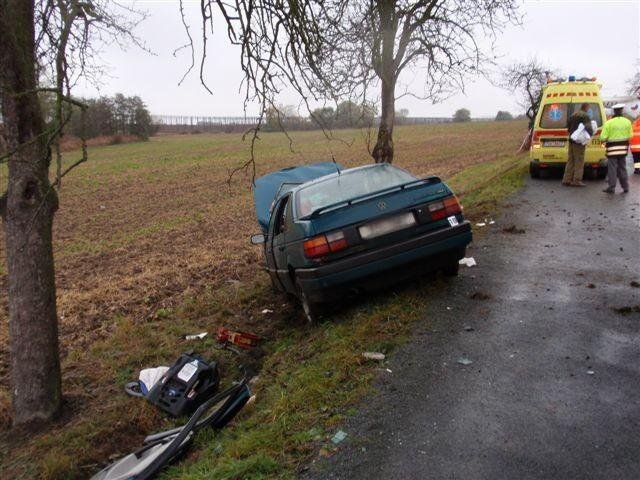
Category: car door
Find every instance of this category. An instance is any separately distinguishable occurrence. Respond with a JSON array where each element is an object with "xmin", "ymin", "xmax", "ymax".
[{"xmin": 266, "ymin": 194, "xmax": 293, "ymax": 292}]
